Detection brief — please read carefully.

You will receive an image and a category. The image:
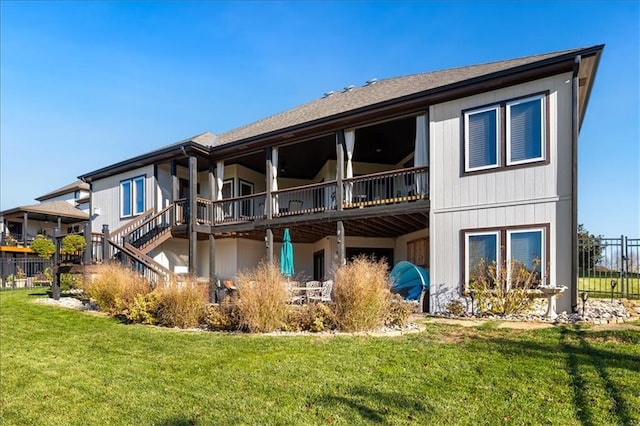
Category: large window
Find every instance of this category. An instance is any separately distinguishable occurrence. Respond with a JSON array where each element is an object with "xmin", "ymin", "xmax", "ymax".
[
  {"xmin": 464, "ymin": 225, "xmax": 547, "ymax": 287},
  {"xmin": 120, "ymin": 176, "xmax": 145, "ymax": 218},
  {"xmin": 464, "ymin": 93, "xmax": 546, "ymax": 173}
]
